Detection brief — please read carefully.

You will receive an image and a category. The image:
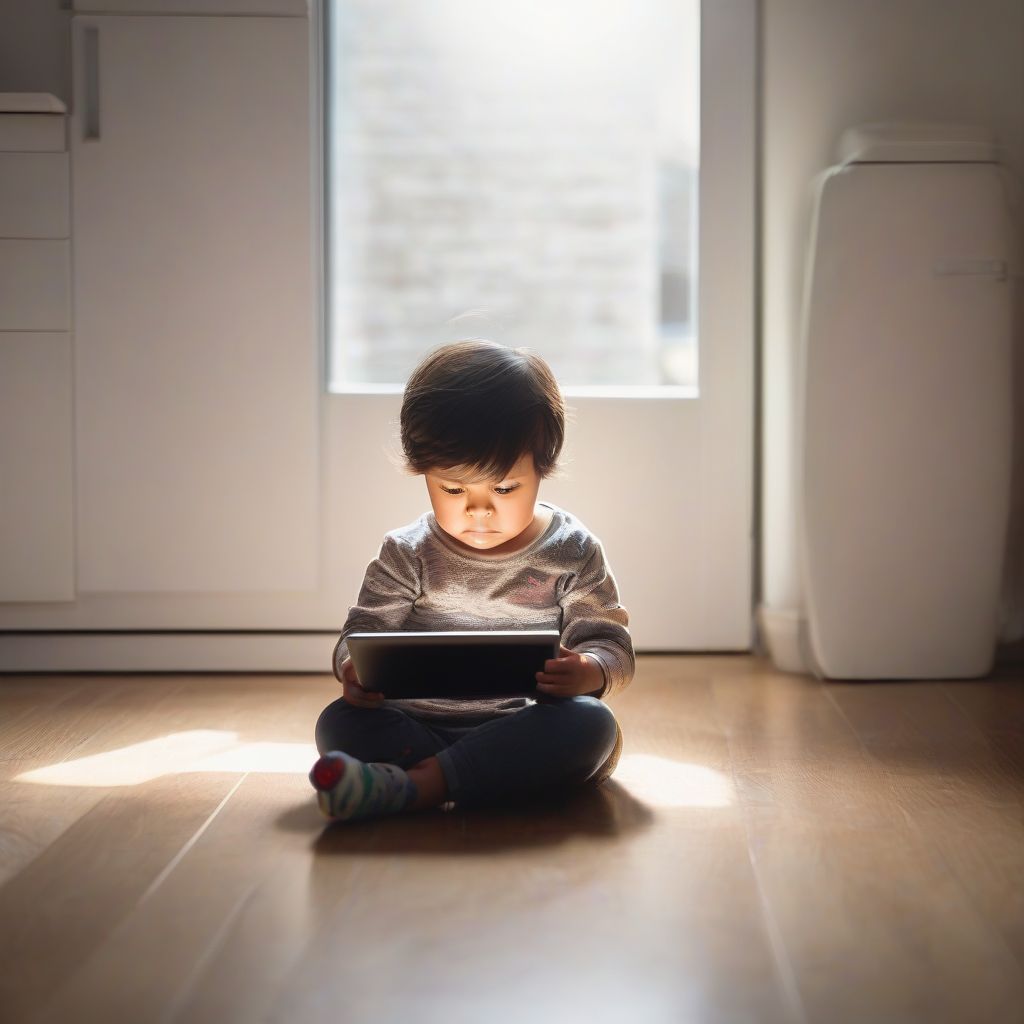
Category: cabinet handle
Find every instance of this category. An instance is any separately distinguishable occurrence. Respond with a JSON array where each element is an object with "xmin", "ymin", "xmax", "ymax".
[{"xmin": 84, "ymin": 26, "xmax": 100, "ymax": 140}]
